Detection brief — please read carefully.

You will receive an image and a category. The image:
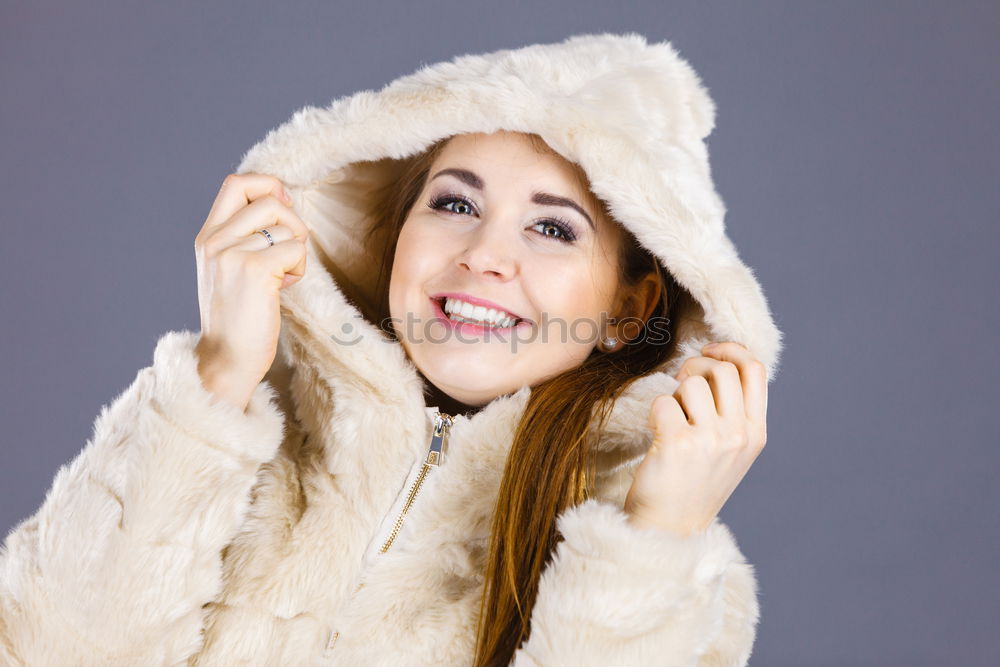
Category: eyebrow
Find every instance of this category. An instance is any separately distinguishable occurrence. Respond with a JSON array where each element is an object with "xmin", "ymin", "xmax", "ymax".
[{"xmin": 430, "ymin": 167, "xmax": 595, "ymax": 230}]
